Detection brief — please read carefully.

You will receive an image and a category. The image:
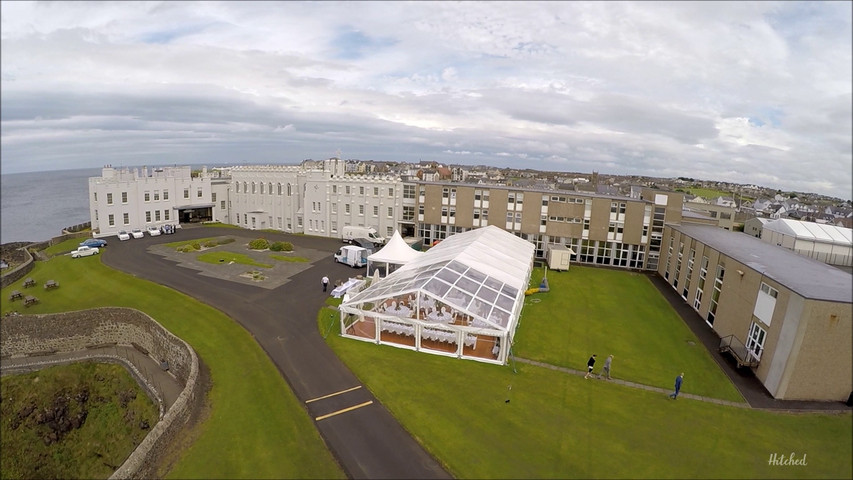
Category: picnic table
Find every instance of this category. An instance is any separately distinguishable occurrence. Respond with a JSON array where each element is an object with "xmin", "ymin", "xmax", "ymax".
[
  {"xmin": 23, "ymin": 278, "xmax": 36, "ymax": 288},
  {"xmin": 24, "ymin": 295, "xmax": 39, "ymax": 306},
  {"xmin": 44, "ymin": 279, "xmax": 59, "ymax": 289},
  {"xmin": 9, "ymin": 290, "xmax": 22, "ymax": 301}
]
